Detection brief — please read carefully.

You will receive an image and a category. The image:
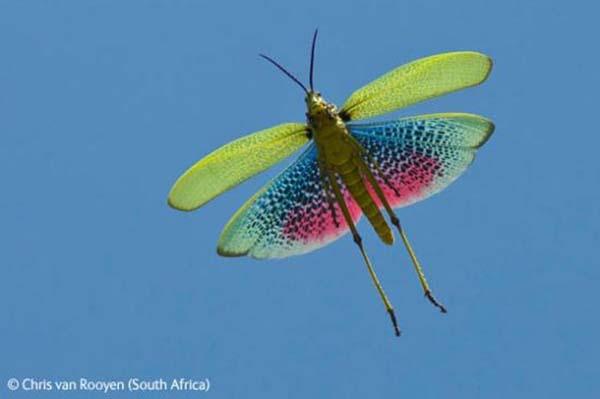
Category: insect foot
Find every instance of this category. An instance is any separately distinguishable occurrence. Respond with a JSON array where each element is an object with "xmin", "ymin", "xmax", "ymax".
[{"xmin": 425, "ymin": 291, "xmax": 447, "ymax": 313}]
